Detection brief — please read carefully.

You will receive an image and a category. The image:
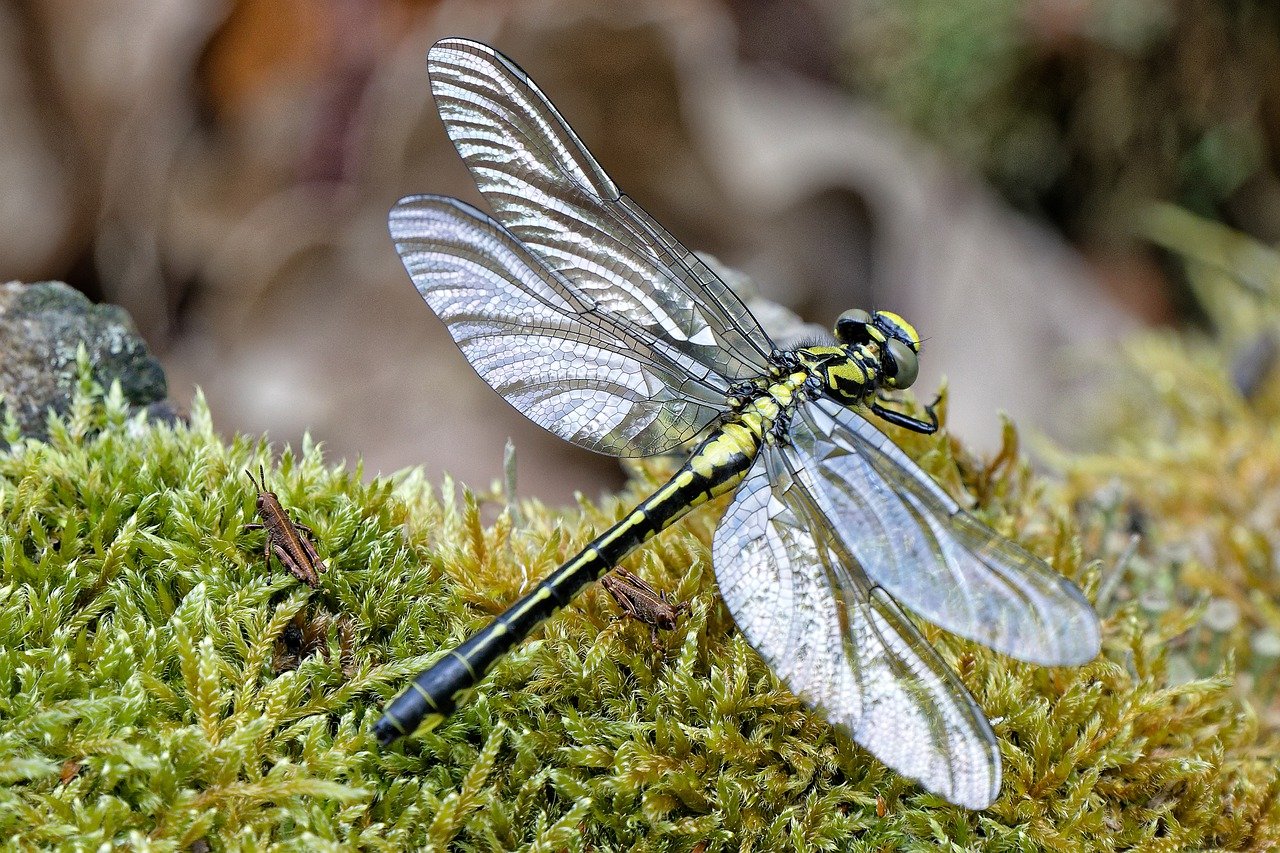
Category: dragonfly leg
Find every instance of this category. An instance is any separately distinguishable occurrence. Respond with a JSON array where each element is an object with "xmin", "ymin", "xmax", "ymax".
[{"xmin": 870, "ymin": 397, "xmax": 938, "ymax": 434}]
